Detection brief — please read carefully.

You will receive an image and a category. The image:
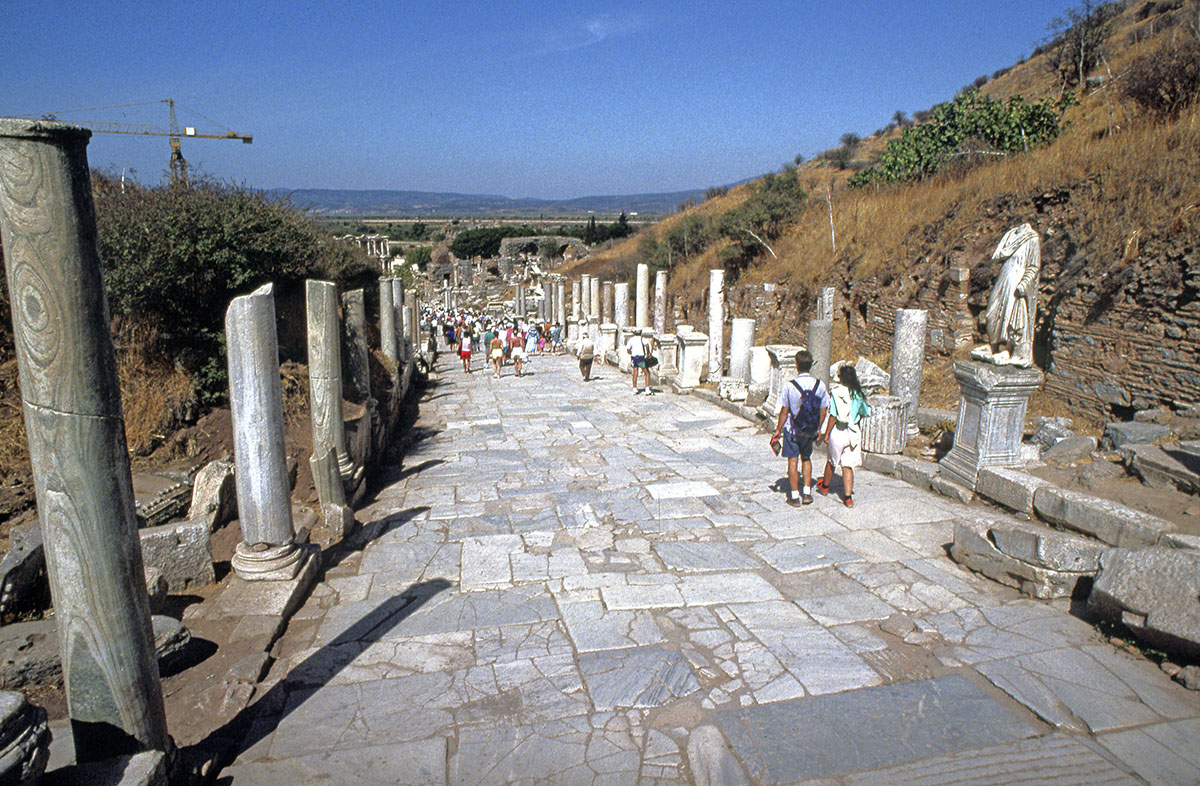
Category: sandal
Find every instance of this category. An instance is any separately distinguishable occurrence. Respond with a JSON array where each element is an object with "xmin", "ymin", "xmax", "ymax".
[
  {"xmin": 843, "ymin": 496, "xmax": 854, "ymax": 508},
  {"xmin": 816, "ymin": 479, "xmax": 831, "ymax": 495}
]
